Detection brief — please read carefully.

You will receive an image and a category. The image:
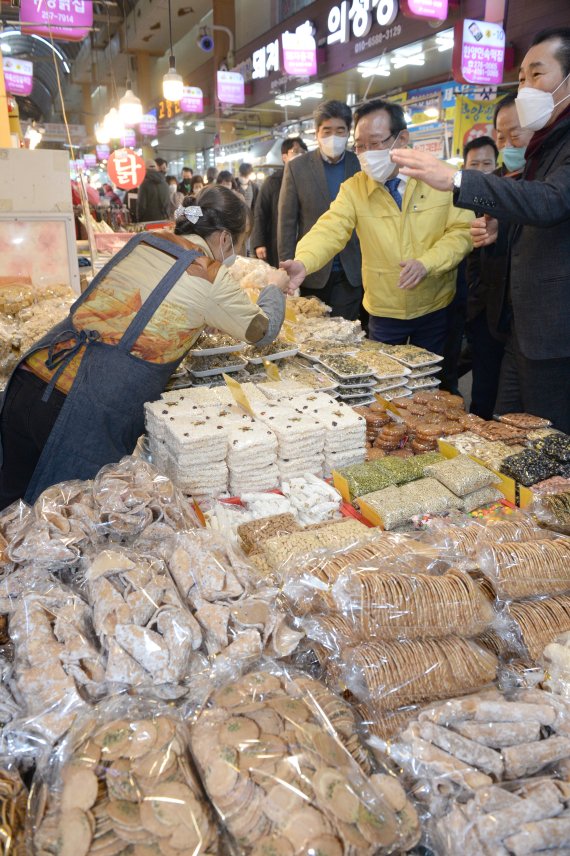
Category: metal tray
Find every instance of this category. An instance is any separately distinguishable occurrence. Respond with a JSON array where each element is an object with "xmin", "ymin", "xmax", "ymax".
[
  {"xmin": 247, "ymin": 347, "xmax": 299, "ymax": 364},
  {"xmin": 188, "ymin": 343, "xmax": 244, "ymax": 356}
]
